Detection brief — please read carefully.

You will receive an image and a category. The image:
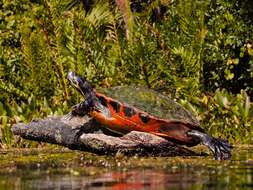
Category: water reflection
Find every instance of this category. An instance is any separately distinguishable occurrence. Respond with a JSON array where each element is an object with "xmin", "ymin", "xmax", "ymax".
[
  {"xmin": 0, "ymin": 147, "xmax": 252, "ymax": 190},
  {"xmin": 0, "ymin": 171, "xmax": 200, "ymax": 190}
]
